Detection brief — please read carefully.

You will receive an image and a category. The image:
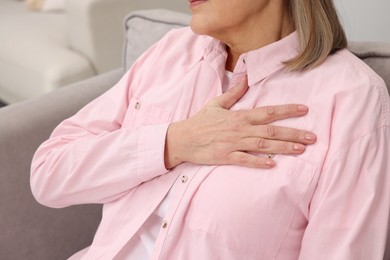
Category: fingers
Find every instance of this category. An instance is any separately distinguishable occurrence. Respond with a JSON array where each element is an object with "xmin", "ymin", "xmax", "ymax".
[
  {"xmin": 246, "ymin": 125, "xmax": 317, "ymax": 145},
  {"xmin": 210, "ymin": 75, "xmax": 248, "ymax": 109},
  {"xmin": 225, "ymin": 133, "xmax": 314, "ymax": 168},
  {"xmin": 227, "ymin": 124, "xmax": 317, "ymax": 160},
  {"xmin": 246, "ymin": 104, "xmax": 309, "ymax": 125},
  {"xmin": 237, "ymin": 137, "xmax": 307, "ymax": 155},
  {"xmin": 227, "ymin": 151, "xmax": 276, "ymax": 169}
]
